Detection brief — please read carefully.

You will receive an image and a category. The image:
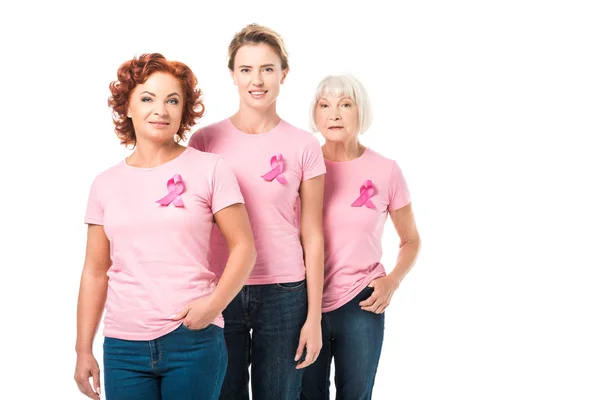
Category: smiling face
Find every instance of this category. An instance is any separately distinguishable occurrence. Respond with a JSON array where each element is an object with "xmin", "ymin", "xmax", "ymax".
[
  {"xmin": 315, "ymin": 95, "xmax": 360, "ymax": 142},
  {"xmin": 230, "ymin": 43, "xmax": 288, "ymax": 111},
  {"xmin": 127, "ymin": 72, "xmax": 183, "ymax": 144}
]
